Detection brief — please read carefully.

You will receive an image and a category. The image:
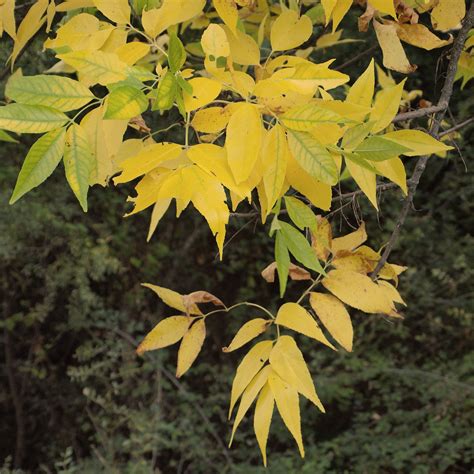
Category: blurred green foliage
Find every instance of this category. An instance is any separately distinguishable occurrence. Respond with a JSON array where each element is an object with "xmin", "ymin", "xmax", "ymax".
[{"xmin": 1, "ymin": 8, "xmax": 473, "ymax": 474}]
